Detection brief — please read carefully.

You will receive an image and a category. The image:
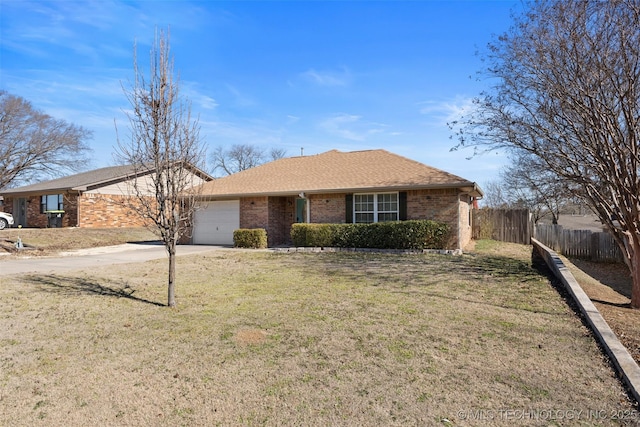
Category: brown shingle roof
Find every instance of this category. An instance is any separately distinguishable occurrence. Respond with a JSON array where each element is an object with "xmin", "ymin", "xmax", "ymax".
[
  {"xmin": 1, "ymin": 165, "xmax": 142, "ymax": 195},
  {"xmin": 200, "ymin": 149, "xmax": 483, "ymax": 197},
  {"xmin": 2, "ymin": 163, "xmax": 213, "ymax": 196}
]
